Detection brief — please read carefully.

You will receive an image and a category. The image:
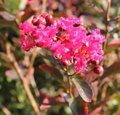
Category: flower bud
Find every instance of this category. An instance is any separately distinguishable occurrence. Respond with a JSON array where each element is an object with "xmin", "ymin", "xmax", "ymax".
[
  {"xmin": 32, "ymin": 16, "xmax": 40, "ymax": 26},
  {"xmin": 32, "ymin": 16, "xmax": 46, "ymax": 26},
  {"xmin": 31, "ymin": 30, "xmax": 39, "ymax": 39},
  {"xmin": 38, "ymin": 16, "xmax": 46, "ymax": 25},
  {"xmin": 93, "ymin": 65, "xmax": 104, "ymax": 75},
  {"xmin": 91, "ymin": 60, "xmax": 100, "ymax": 65},
  {"xmin": 46, "ymin": 14, "xmax": 54, "ymax": 24},
  {"xmin": 41, "ymin": 12, "xmax": 48, "ymax": 18}
]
